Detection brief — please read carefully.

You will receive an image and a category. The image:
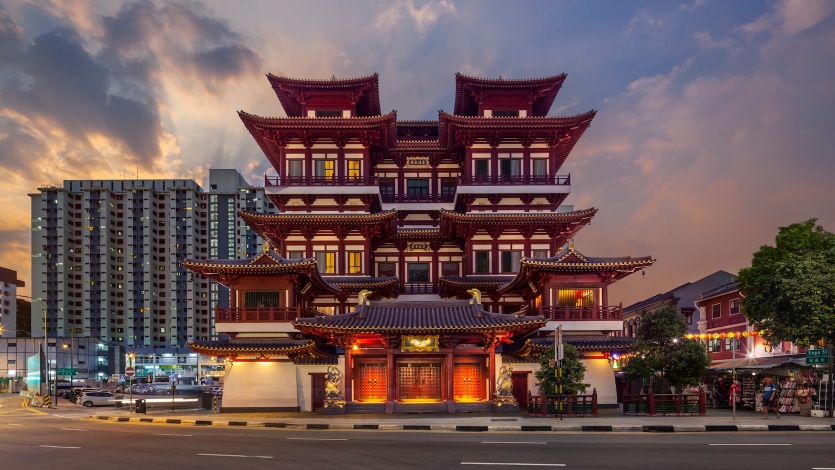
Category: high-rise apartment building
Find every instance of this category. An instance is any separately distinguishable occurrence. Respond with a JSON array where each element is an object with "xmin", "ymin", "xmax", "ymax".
[
  {"xmin": 0, "ymin": 267, "xmax": 25, "ymax": 338},
  {"xmin": 29, "ymin": 171, "xmax": 274, "ymax": 380}
]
